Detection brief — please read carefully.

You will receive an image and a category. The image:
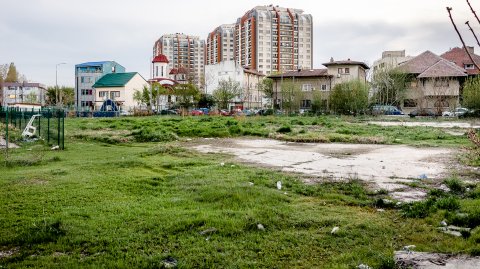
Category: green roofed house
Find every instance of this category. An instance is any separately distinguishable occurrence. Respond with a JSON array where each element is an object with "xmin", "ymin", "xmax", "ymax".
[{"xmin": 92, "ymin": 72, "xmax": 147, "ymax": 112}]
